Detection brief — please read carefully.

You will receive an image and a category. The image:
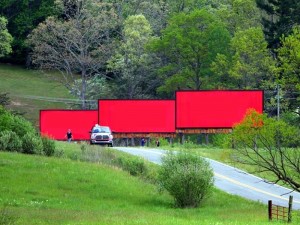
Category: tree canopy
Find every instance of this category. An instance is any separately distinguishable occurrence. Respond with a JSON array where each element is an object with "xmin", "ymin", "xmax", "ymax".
[
  {"xmin": 27, "ymin": 0, "xmax": 119, "ymax": 109},
  {"xmin": 0, "ymin": 16, "xmax": 13, "ymax": 58},
  {"xmin": 149, "ymin": 9, "xmax": 231, "ymax": 94}
]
